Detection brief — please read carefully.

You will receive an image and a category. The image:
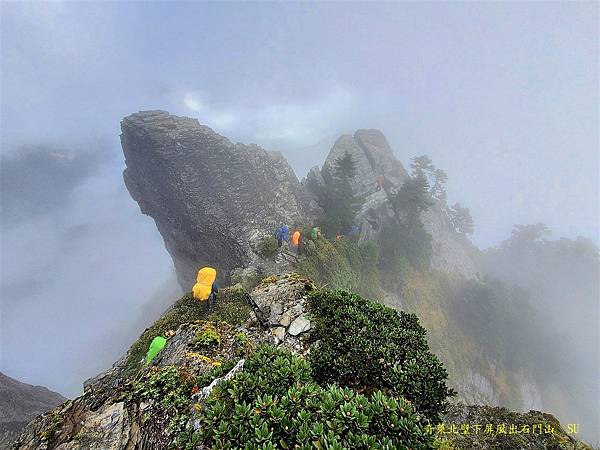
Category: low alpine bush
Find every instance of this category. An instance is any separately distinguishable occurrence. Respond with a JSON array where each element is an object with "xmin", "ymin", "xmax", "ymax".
[
  {"xmin": 308, "ymin": 289, "xmax": 455, "ymax": 423},
  {"xmin": 184, "ymin": 345, "xmax": 432, "ymax": 449}
]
